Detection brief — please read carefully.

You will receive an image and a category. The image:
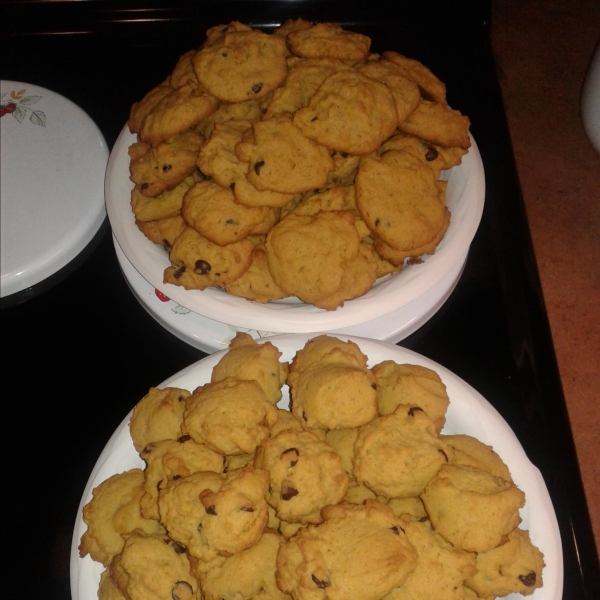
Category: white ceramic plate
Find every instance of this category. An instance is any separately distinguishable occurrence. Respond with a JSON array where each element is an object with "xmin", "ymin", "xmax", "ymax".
[
  {"xmin": 0, "ymin": 81, "xmax": 108, "ymax": 298},
  {"xmin": 114, "ymin": 234, "xmax": 467, "ymax": 352},
  {"xmin": 106, "ymin": 126, "xmax": 485, "ymax": 333},
  {"xmin": 71, "ymin": 334, "xmax": 562, "ymax": 600}
]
